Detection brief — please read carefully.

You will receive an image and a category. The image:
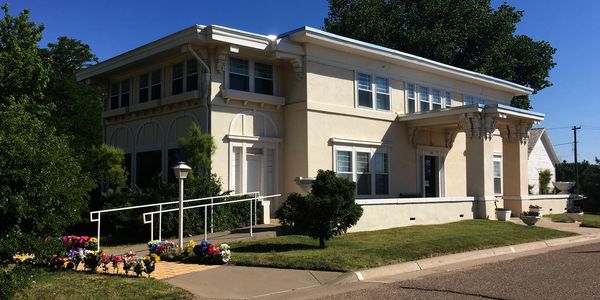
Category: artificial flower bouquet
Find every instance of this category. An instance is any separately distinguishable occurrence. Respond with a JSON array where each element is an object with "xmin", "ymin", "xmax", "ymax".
[{"xmin": 192, "ymin": 240, "xmax": 231, "ymax": 264}]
